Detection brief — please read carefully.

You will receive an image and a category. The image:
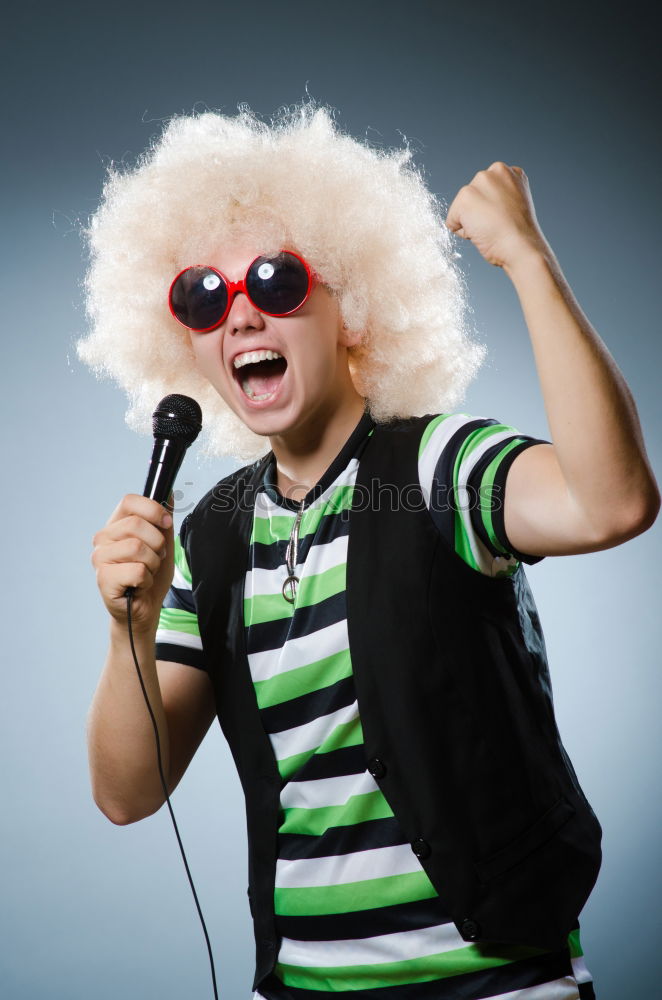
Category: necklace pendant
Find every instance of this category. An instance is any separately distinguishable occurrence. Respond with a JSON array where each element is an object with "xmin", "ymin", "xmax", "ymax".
[{"xmin": 282, "ymin": 574, "xmax": 299, "ymax": 604}]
